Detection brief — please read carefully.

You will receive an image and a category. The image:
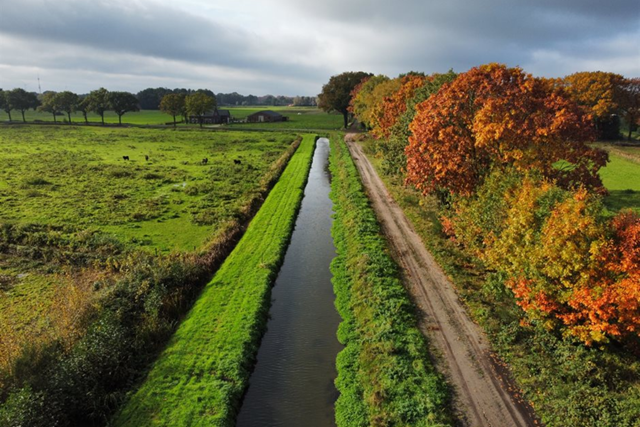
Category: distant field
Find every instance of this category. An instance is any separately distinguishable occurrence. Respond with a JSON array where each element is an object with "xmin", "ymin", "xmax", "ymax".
[
  {"xmin": 597, "ymin": 144, "xmax": 640, "ymax": 213},
  {"xmin": 0, "ymin": 107, "xmax": 342, "ymax": 129}
]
